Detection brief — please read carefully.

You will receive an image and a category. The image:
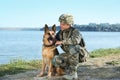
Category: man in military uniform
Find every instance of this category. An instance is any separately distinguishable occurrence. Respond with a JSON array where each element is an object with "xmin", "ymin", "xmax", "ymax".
[{"xmin": 52, "ymin": 14, "xmax": 88, "ymax": 77}]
